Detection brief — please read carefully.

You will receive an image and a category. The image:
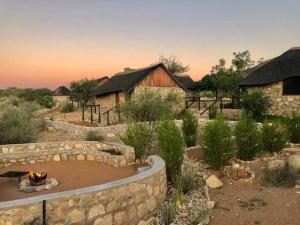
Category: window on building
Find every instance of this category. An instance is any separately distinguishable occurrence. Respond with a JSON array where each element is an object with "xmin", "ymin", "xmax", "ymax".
[{"xmin": 283, "ymin": 77, "xmax": 300, "ymax": 95}]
